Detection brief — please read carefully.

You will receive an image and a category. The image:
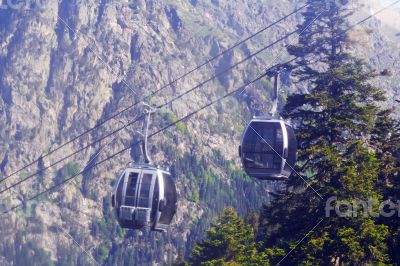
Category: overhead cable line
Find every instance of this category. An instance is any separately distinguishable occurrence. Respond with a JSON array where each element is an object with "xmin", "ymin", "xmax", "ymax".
[
  {"xmin": 0, "ymin": 12, "xmax": 306, "ymax": 194},
  {"xmin": 56, "ymin": 223, "xmax": 100, "ymax": 266},
  {"xmin": 0, "ymin": 3, "xmax": 309, "ymax": 184},
  {"xmin": 3, "ymin": 0, "xmax": 397, "ymax": 214},
  {"xmin": 1, "ymin": 62, "xmax": 290, "ymax": 215},
  {"xmin": 3, "ymin": 4, "xmax": 315, "ymax": 207},
  {"xmin": 4, "ymin": 149, "xmax": 104, "ymax": 266}
]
